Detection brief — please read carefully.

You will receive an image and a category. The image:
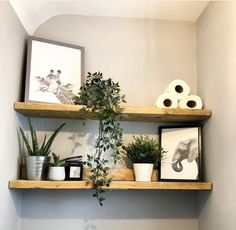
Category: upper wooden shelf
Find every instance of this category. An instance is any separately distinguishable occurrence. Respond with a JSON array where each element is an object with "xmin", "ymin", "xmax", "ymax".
[
  {"xmin": 9, "ymin": 180, "xmax": 213, "ymax": 190},
  {"xmin": 14, "ymin": 102, "xmax": 211, "ymax": 122}
]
